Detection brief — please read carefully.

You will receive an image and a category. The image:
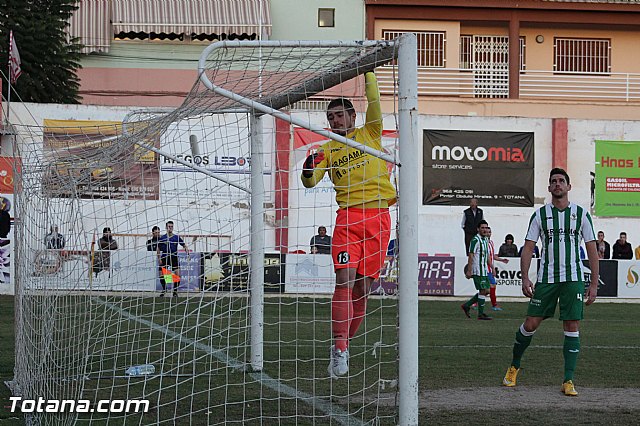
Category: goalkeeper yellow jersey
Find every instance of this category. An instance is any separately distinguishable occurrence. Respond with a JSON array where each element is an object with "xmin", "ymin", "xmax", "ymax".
[{"xmin": 300, "ymin": 73, "xmax": 397, "ymax": 208}]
